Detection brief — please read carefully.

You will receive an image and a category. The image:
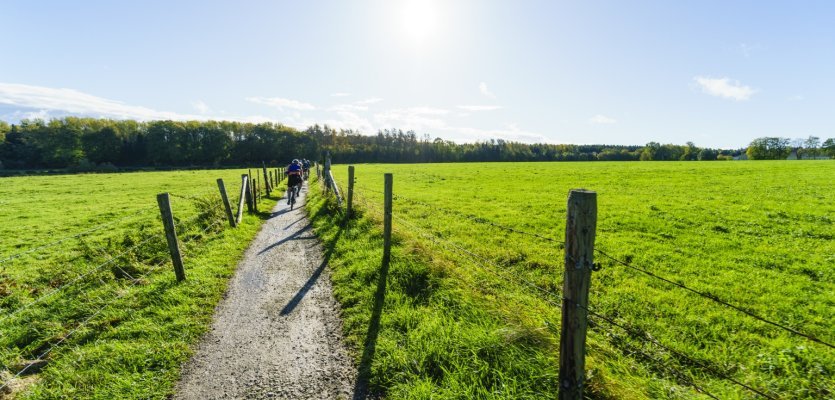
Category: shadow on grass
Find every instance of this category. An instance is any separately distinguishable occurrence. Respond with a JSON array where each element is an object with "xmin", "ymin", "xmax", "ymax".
[{"xmin": 353, "ymin": 227, "xmax": 389, "ymax": 399}]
